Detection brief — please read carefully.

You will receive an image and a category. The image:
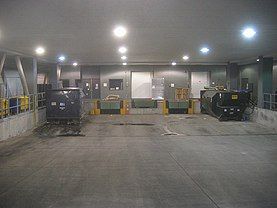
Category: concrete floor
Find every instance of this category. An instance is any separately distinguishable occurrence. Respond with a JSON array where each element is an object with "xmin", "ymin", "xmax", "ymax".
[{"xmin": 0, "ymin": 114, "xmax": 276, "ymax": 208}]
